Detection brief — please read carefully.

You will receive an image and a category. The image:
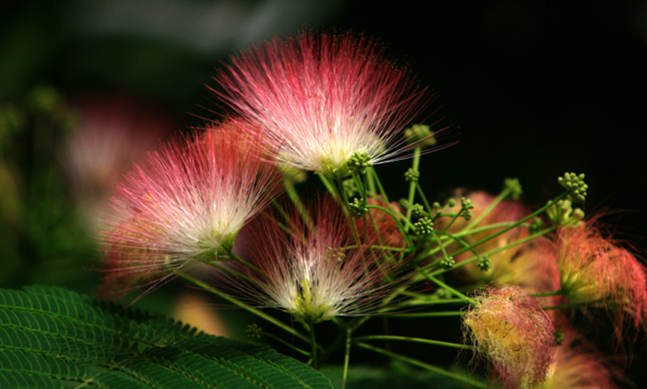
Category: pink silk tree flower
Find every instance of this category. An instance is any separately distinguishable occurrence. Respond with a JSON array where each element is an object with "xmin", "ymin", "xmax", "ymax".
[
  {"xmin": 222, "ymin": 196, "xmax": 397, "ymax": 324},
  {"xmin": 212, "ymin": 29, "xmax": 435, "ymax": 178},
  {"xmin": 556, "ymin": 221, "xmax": 647, "ymax": 332},
  {"xmin": 463, "ymin": 285, "xmax": 556, "ymax": 389},
  {"xmin": 100, "ymin": 122, "xmax": 281, "ymax": 298}
]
